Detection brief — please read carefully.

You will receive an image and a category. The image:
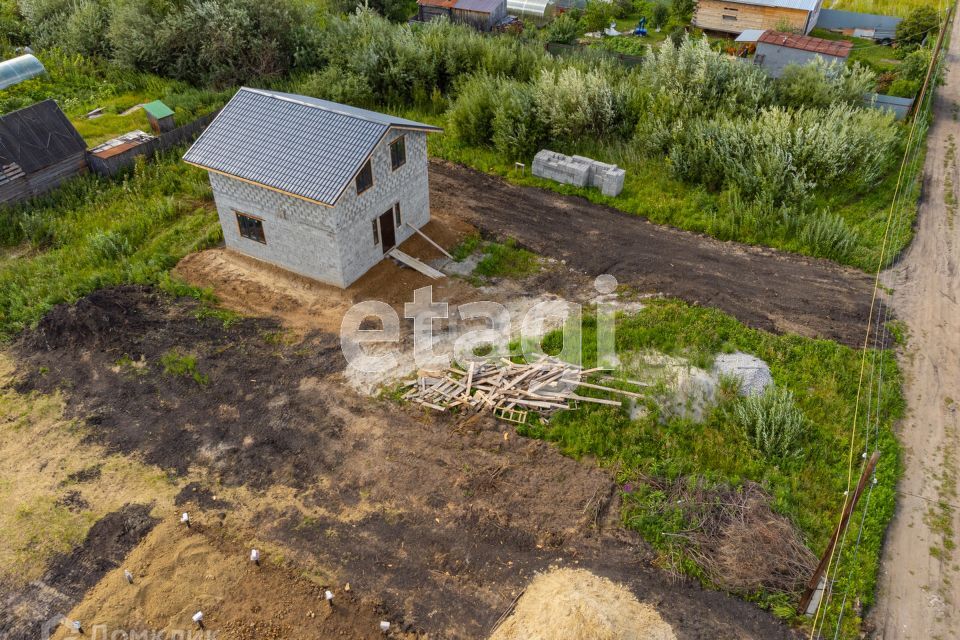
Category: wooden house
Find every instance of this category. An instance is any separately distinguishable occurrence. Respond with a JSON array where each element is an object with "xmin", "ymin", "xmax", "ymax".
[
  {"xmin": 184, "ymin": 88, "xmax": 443, "ymax": 288},
  {"xmin": 693, "ymin": 0, "xmax": 823, "ymax": 35},
  {"xmin": 418, "ymin": 0, "xmax": 508, "ymax": 31},
  {"xmin": 0, "ymin": 100, "xmax": 87, "ymax": 207}
]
